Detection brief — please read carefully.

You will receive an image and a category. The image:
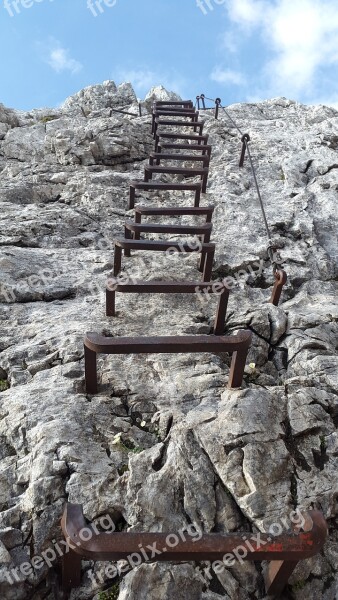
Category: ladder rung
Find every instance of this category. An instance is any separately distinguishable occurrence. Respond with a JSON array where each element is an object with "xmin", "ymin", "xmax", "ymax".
[
  {"xmin": 145, "ymin": 166, "xmax": 208, "ymax": 176},
  {"xmin": 134, "ymin": 206, "xmax": 214, "ymax": 216},
  {"xmin": 154, "ymin": 101, "xmax": 193, "ymax": 107},
  {"xmin": 129, "ymin": 181, "xmax": 202, "ymax": 209},
  {"xmin": 149, "ymin": 153, "xmax": 209, "ymax": 165},
  {"xmin": 159, "ymin": 143, "xmax": 212, "ymax": 155},
  {"xmin": 155, "ymin": 119, "xmax": 205, "ymax": 127},
  {"xmin": 124, "ymin": 222, "xmax": 212, "ymax": 234},
  {"xmin": 115, "ymin": 239, "xmax": 215, "ymax": 251}
]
